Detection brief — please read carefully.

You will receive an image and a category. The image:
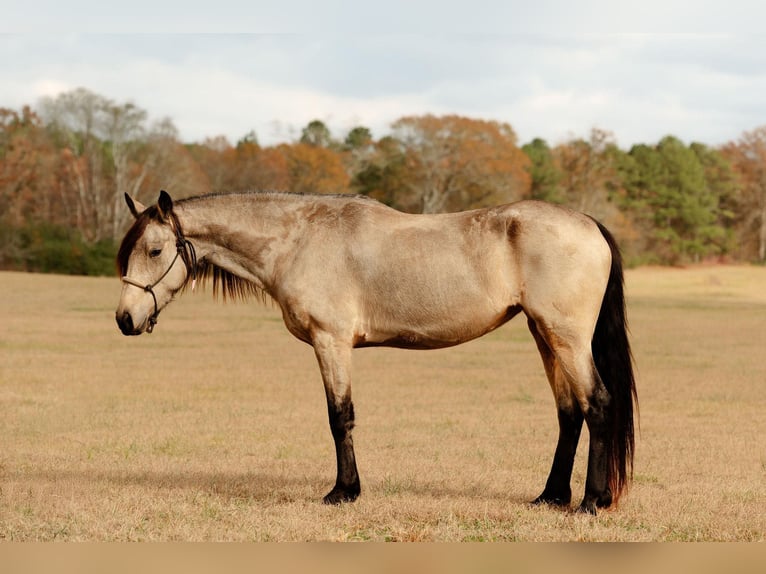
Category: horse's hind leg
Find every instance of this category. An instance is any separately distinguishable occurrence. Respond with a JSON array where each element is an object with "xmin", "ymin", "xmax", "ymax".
[
  {"xmin": 528, "ymin": 317, "xmax": 583, "ymax": 507},
  {"xmin": 529, "ymin": 317, "xmax": 613, "ymax": 514},
  {"xmin": 312, "ymin": 331, "xmax": 361, "ymax": 504}
]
